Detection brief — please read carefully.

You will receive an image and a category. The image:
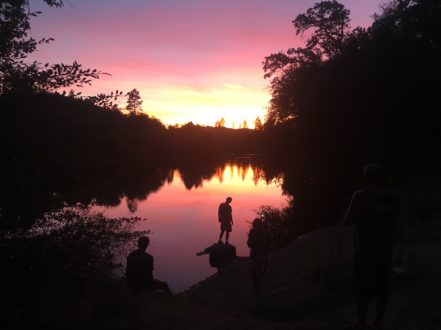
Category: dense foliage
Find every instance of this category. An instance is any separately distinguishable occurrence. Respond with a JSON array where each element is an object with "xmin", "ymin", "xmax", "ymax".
[
  {"xmin": 0, "ymin": 0, "xmax": 109, "ymax": 95},
  {"xmin": 257, "ymin": 0, "xmax": 441, "ymax": 237},
  {"xmin": 264, "ymin": 0, "xmax": 440, "ymax": 160},
  {"xmin": 1, "ymin": 0, "xmax": 441, "ymax": 327},
  {"xmin": 0, "ymin": 209, "xmax": 147, "ymax": 327}
]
